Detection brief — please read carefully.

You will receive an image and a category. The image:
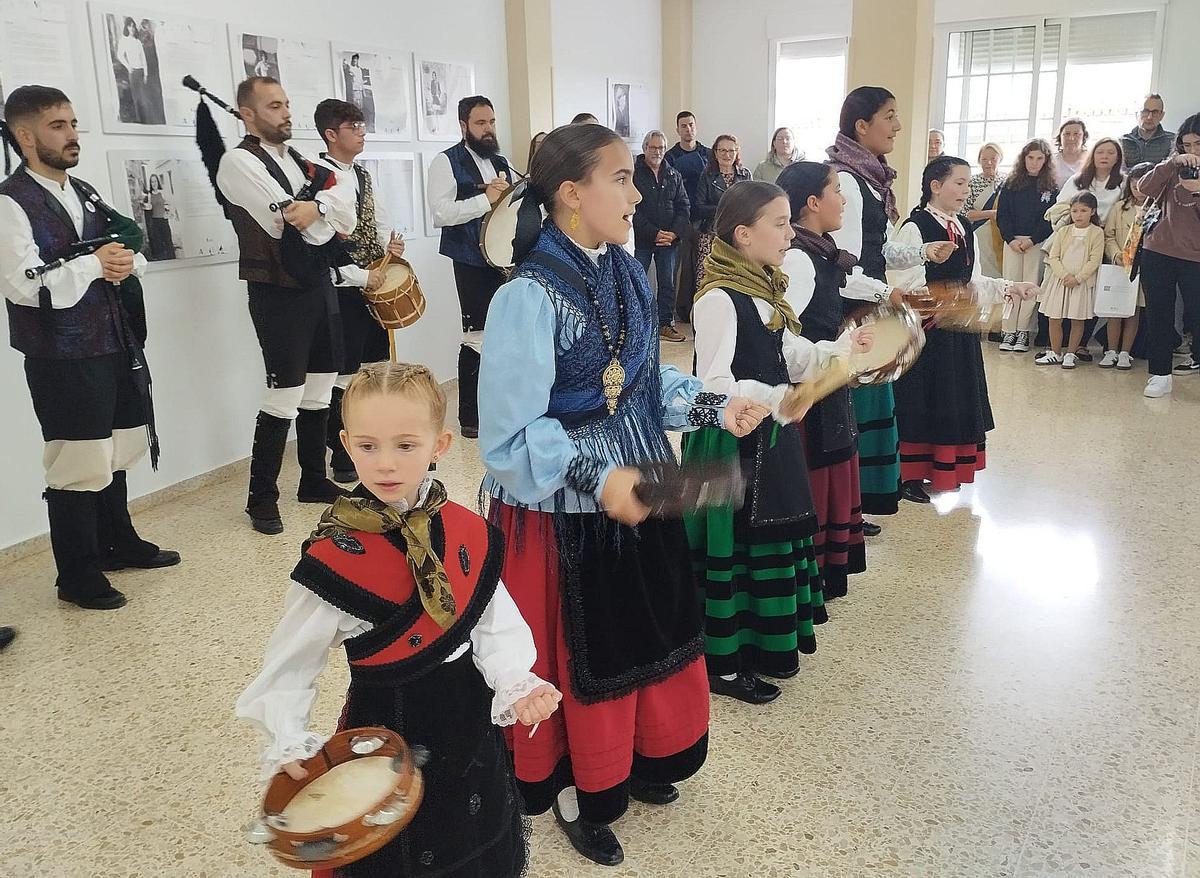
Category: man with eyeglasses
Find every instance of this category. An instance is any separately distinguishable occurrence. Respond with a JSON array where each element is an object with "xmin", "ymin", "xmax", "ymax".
[
  {"xmin": 634, "ymin": 130, "xmax": 691, "ymax": 342},
  {"xmin": 314, "ymin": 99, "xmax": 407, "ymax": 483},
  {"xmin": 1121, "ymin": 94, "xmax": 1176, "ymax": 169}
]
